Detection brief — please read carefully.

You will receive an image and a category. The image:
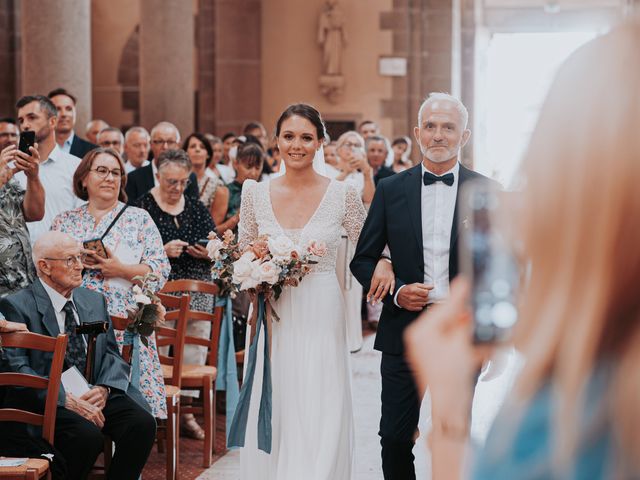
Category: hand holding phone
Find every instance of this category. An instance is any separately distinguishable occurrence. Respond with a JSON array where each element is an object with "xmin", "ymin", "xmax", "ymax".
[
  {"xmin": 83, "ymin": 238, "xmax": 109, "ymax": 260},
  {"xmin": 459, "ymin": 181, "xmax": 519, "ymax": 344},
  {"xmin": 18, "ymin": 131, "xmax": 35, "ymax": 155}
]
